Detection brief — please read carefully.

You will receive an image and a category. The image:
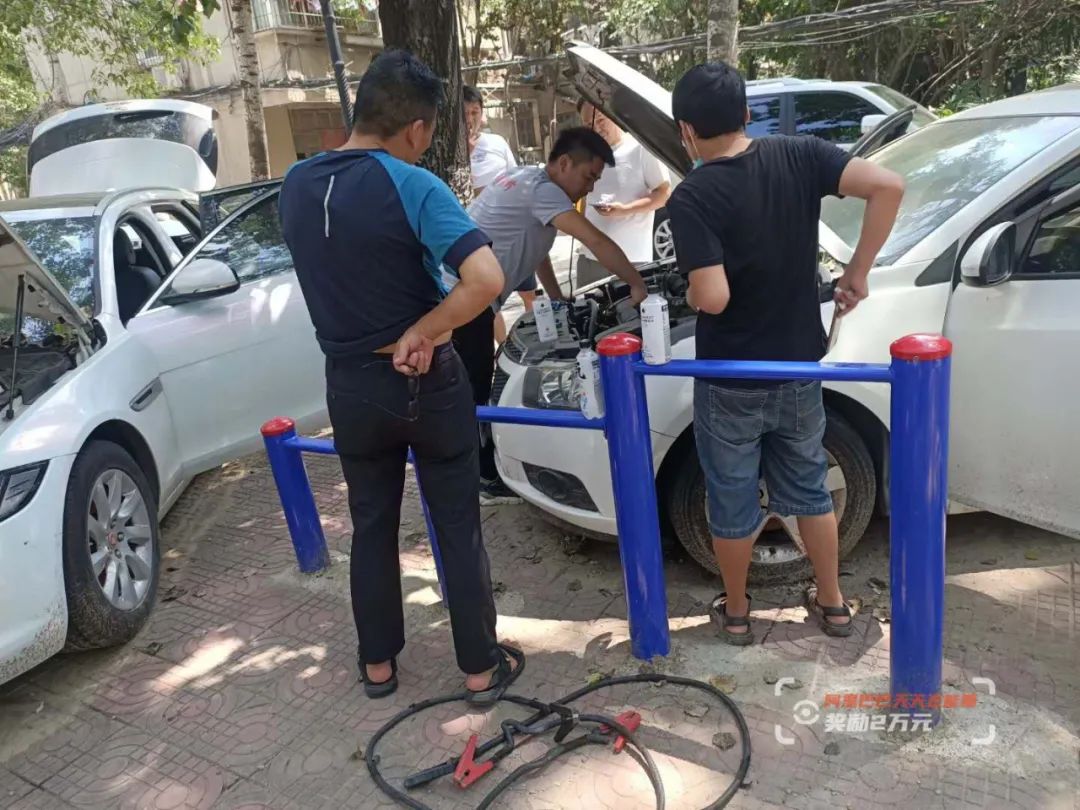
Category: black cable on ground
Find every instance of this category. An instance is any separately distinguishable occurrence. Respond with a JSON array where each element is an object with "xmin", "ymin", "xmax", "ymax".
[{"xmin": 365, "ymin": 672, "xmax": 751, "ymax": 810}]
